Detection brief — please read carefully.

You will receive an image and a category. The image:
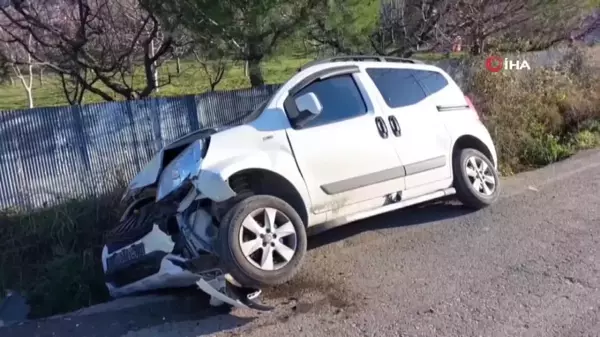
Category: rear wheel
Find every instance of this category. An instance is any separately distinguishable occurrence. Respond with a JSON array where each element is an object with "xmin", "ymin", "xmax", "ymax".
[
  {"xmin": 453, "ymin": 148, "xmax": 500, "ymax": 209},
  {"xmin": 218, "ymin": 195, "xmax": 307, "ymax": 288}
]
